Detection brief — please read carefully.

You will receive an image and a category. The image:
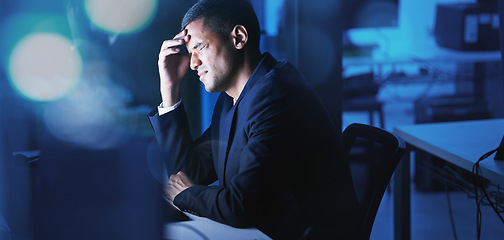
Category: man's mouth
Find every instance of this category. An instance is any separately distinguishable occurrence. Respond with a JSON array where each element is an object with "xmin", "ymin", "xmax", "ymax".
[{"xmin": 198, "ymin": 70, "xmax": 207, "ymax": 79}]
